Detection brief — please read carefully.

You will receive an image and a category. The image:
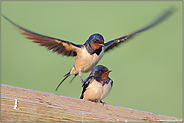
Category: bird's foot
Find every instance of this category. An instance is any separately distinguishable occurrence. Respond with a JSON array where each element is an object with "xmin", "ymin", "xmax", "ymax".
[
  {"xmin": 100, "ymin": 100, "xmax": 106, "ymax": 105},
  {"xmin": 79, "ymin": 70, "xmax": 83, "ymax": 83},
  {"xmin": 80, "ymin": 78, "xmax": 83, "ymax": 83}
]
